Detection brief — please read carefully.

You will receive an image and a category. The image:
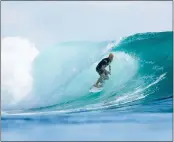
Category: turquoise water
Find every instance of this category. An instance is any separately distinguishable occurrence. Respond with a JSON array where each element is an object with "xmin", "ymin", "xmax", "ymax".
[{"xmin": 1, "ymin": 31, "xmax": 173, "ymax": 141}]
